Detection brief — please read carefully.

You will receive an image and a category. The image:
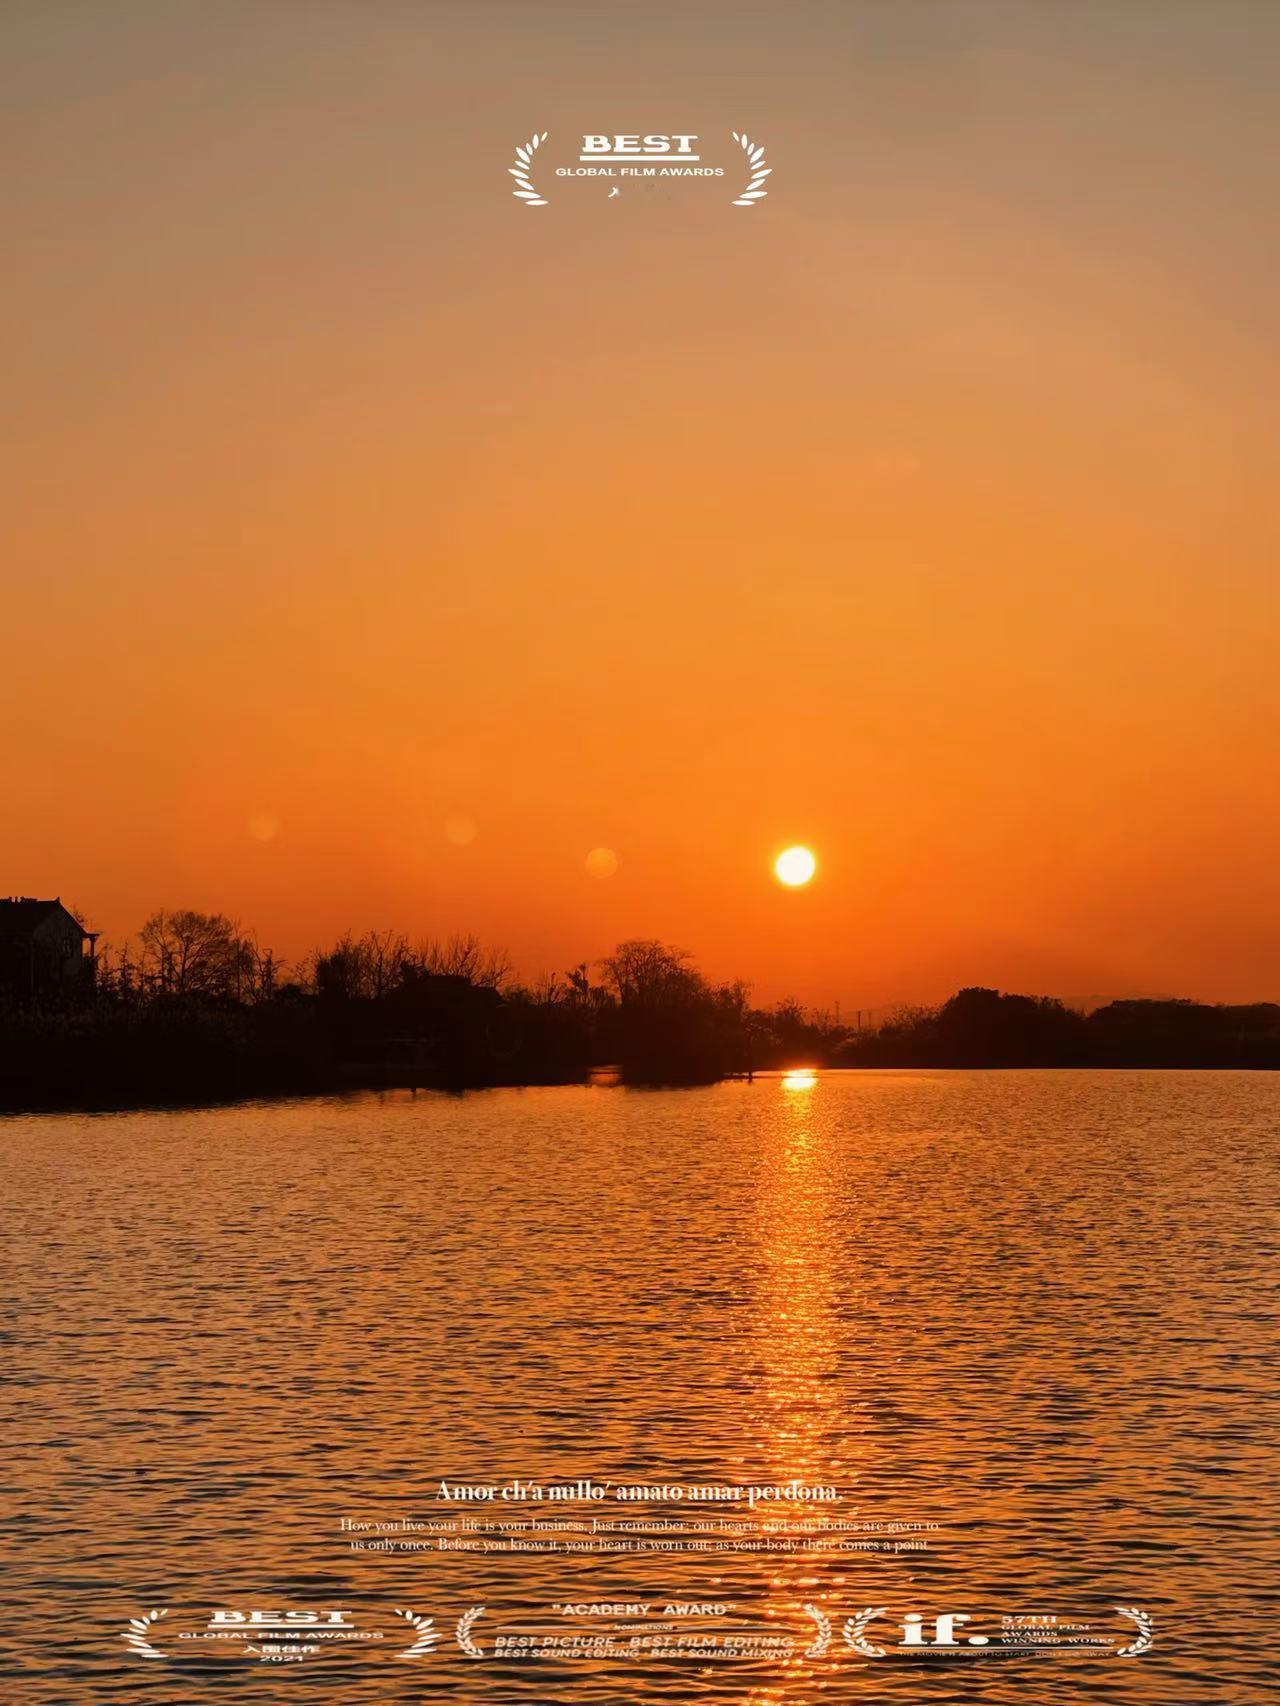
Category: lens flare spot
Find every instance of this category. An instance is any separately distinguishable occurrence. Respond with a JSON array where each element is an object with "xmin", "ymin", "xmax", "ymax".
[
  {"xmin": 445, "ymin": 814, "xmax": 478, "ymax": 846},
  {"xmin": 247, "ymin": 812, "xmax": 280, "ymax": 842}
]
